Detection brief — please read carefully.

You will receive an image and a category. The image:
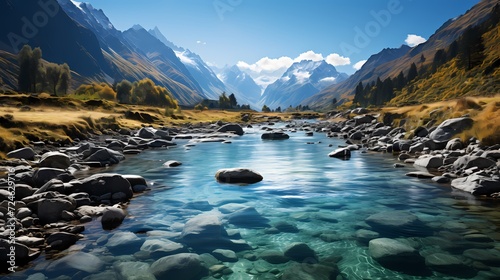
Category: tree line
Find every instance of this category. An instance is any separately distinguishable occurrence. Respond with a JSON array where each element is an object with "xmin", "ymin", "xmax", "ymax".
[
  {"xmin": 18, "ymin": 45, "xmax": 71, "ymax": 96},
  {"xmin": 75, "ymin": 78, "xmax": 179, "ymax": 110},
  {"xmin": 353, "ymin": 3, "xmax": 498, "ymax": 107},
  {"xmin": 195, "ymin": 92, "xmax": 251, "ymax": 110}
]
